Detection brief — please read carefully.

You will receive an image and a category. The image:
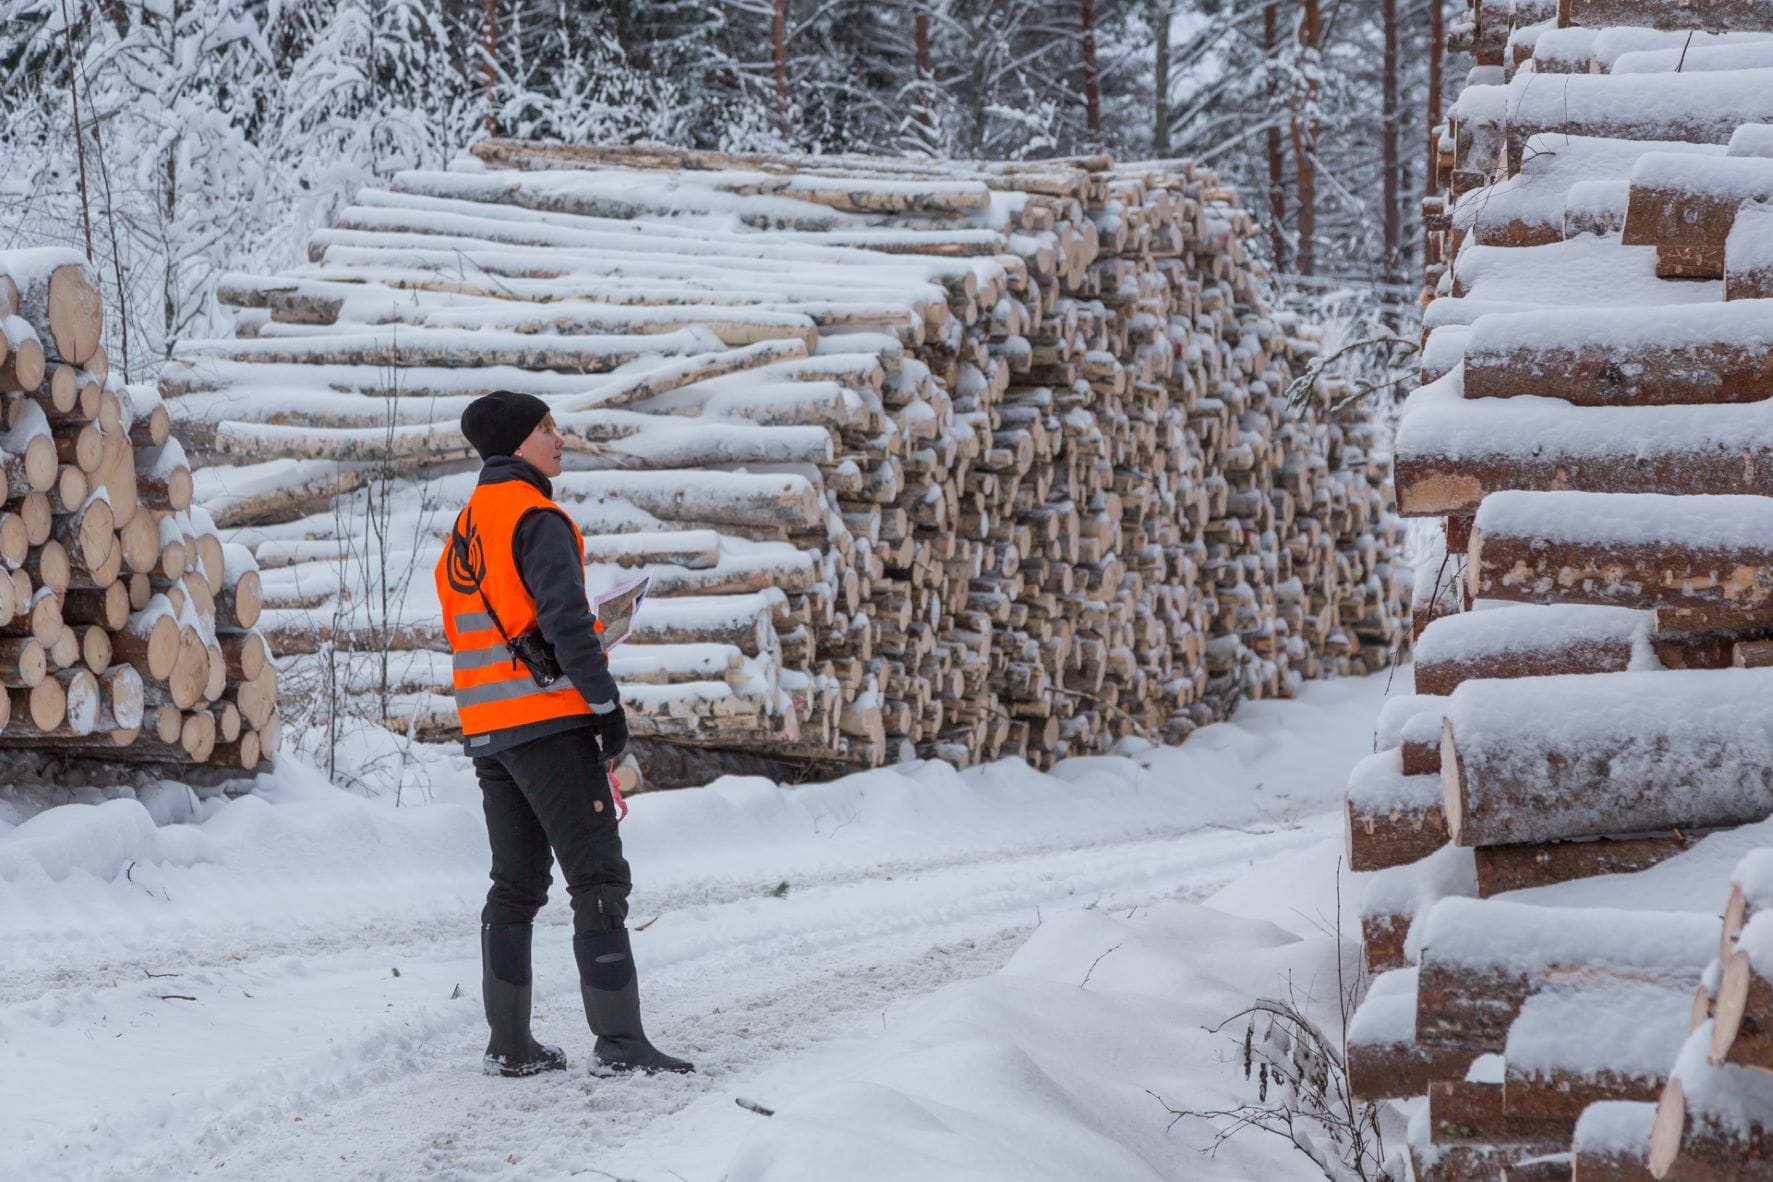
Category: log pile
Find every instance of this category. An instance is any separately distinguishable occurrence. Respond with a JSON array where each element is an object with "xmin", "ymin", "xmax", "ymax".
[
  {"xmin": 168, "ymin": 143, "xmax": 1403, "ymax": 776},
  {"xmin": 0, "ymin": 247, "xmax": 278, "ymax": 771},
  {"xmin": 1347, "ymin": 0, "xmax": 1773, "ymax": 1175}
]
